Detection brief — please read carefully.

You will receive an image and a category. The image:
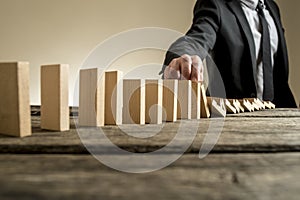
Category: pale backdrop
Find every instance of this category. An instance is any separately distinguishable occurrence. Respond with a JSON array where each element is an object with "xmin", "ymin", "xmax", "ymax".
[{"xmin": 0, "ymin": 0, "xmax": 298, "ymax": 106}]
